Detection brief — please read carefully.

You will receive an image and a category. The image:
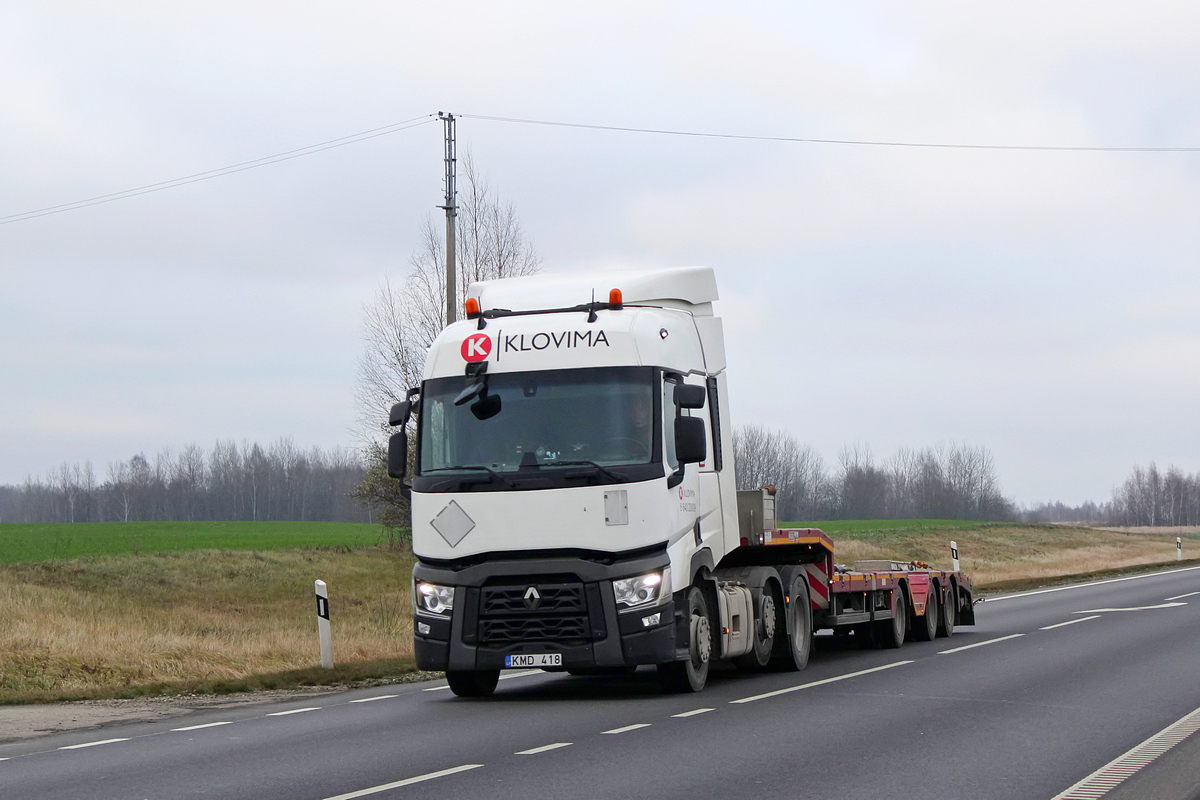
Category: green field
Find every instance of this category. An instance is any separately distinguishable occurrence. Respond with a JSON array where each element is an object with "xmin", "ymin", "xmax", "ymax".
[{"xmin": 0, "ymin": 521, "xmax": 398, "ymax": 565}]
